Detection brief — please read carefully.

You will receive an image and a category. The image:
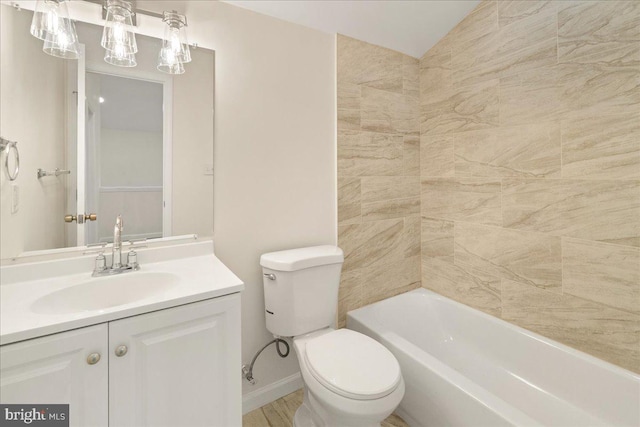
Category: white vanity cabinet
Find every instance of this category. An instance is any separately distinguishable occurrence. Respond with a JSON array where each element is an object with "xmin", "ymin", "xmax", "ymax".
[
  {"xmin": 0, "ymin": 294, "xmax": 241, "ymax": 427},
  {"xmin": 0, "ymin": 324, "xmax": 109, "ymax": 426},
  {"xmin": 109, "ymin": 294, "xmax": 241, "ymax": 426}
]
